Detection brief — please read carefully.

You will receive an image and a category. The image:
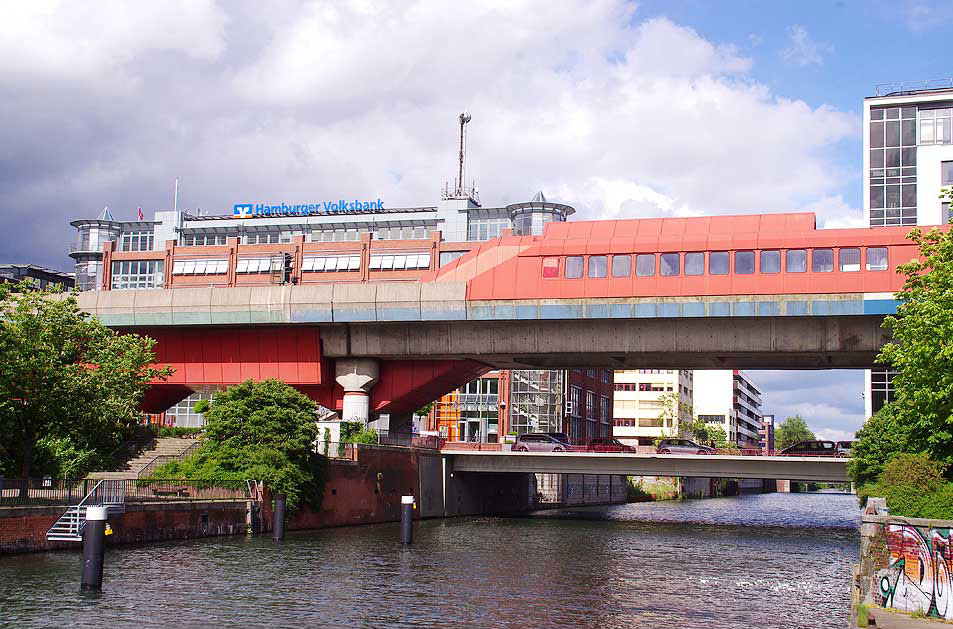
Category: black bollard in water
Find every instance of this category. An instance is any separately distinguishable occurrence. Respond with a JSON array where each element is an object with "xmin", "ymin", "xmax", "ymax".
[
  {"xmin": 400, "ymin": 495, "xmax": 414, "ymax": 544},
  {"xmin": 272, "ymin": 492, "xmax": 286, "ymax": 541},
  {"xmin": 81, "ymin": 506, "xmax": 108, "ymax": 591}
]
